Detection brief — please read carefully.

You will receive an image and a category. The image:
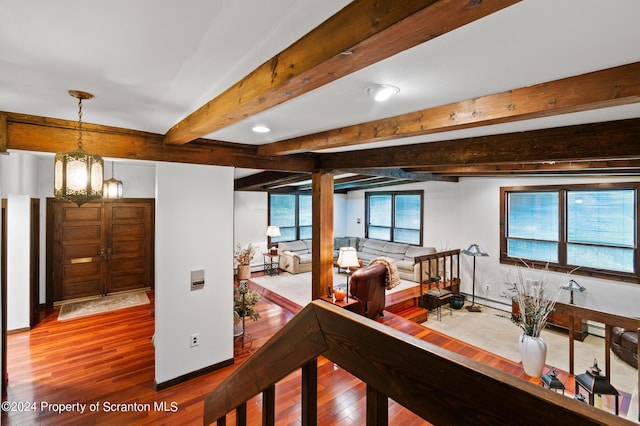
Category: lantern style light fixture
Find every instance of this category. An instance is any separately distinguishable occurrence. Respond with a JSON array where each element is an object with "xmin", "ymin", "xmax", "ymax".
[
  {"xmin": 54, "ymin": 90, "xmax": 104, "ymax": 206},
  {"xmin": 103, "ymin": 161, "xmax": 124, "ymax": 199}
]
